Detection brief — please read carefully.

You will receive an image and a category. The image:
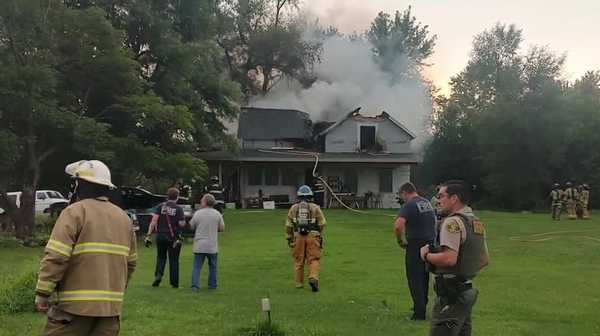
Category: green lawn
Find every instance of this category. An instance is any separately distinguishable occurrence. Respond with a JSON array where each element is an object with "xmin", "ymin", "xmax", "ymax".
[{"xmin": 1, "ymin": 210, "xmax": 600, "ymax": 335}]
